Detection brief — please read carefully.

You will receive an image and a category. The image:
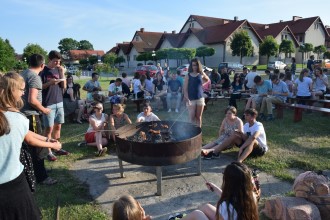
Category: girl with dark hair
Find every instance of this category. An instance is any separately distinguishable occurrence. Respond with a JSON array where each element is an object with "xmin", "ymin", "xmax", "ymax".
[
  {"xmin": 183, "ymin": 58, "xmax": 209, "ymax": 127},
  {"xmin": 153, "ymin": 72, "xmax": 167, "ymax": 111},
  {"xmin": 179, "ymin": 162, "xmax": 259, "ymax": 220},
  {"xmin": 294, "ymin": 68, "xmax": 312, "ymax": 104},
  {"xmin": 0, "ymin": 72, "xmax": 61, "ymax": 219},
  {"xmin": 313, "ymin": 67, "xmax": 328, "ymax": 99}
]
